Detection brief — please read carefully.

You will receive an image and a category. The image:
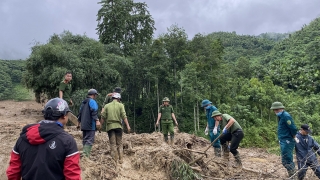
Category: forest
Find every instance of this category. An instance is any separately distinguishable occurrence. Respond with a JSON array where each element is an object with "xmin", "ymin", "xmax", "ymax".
[{"xmin": 1, "ymin": 0, "xmax": 320, "ymax": 149}]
